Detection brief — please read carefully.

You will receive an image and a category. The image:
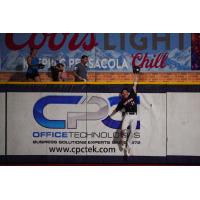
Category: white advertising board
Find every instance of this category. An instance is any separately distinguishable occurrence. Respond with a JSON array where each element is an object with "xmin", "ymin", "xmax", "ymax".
[
  {"xmin": 167, "ymin": 93, "xmax": 200, "ymax": 156},
  {"xmin": 7, "ymin": 92, "xmax": 166, "ymax": 156},
  {"xmin": 0, "ymin": 93, "xmax": 5, "ymax": 155}
]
